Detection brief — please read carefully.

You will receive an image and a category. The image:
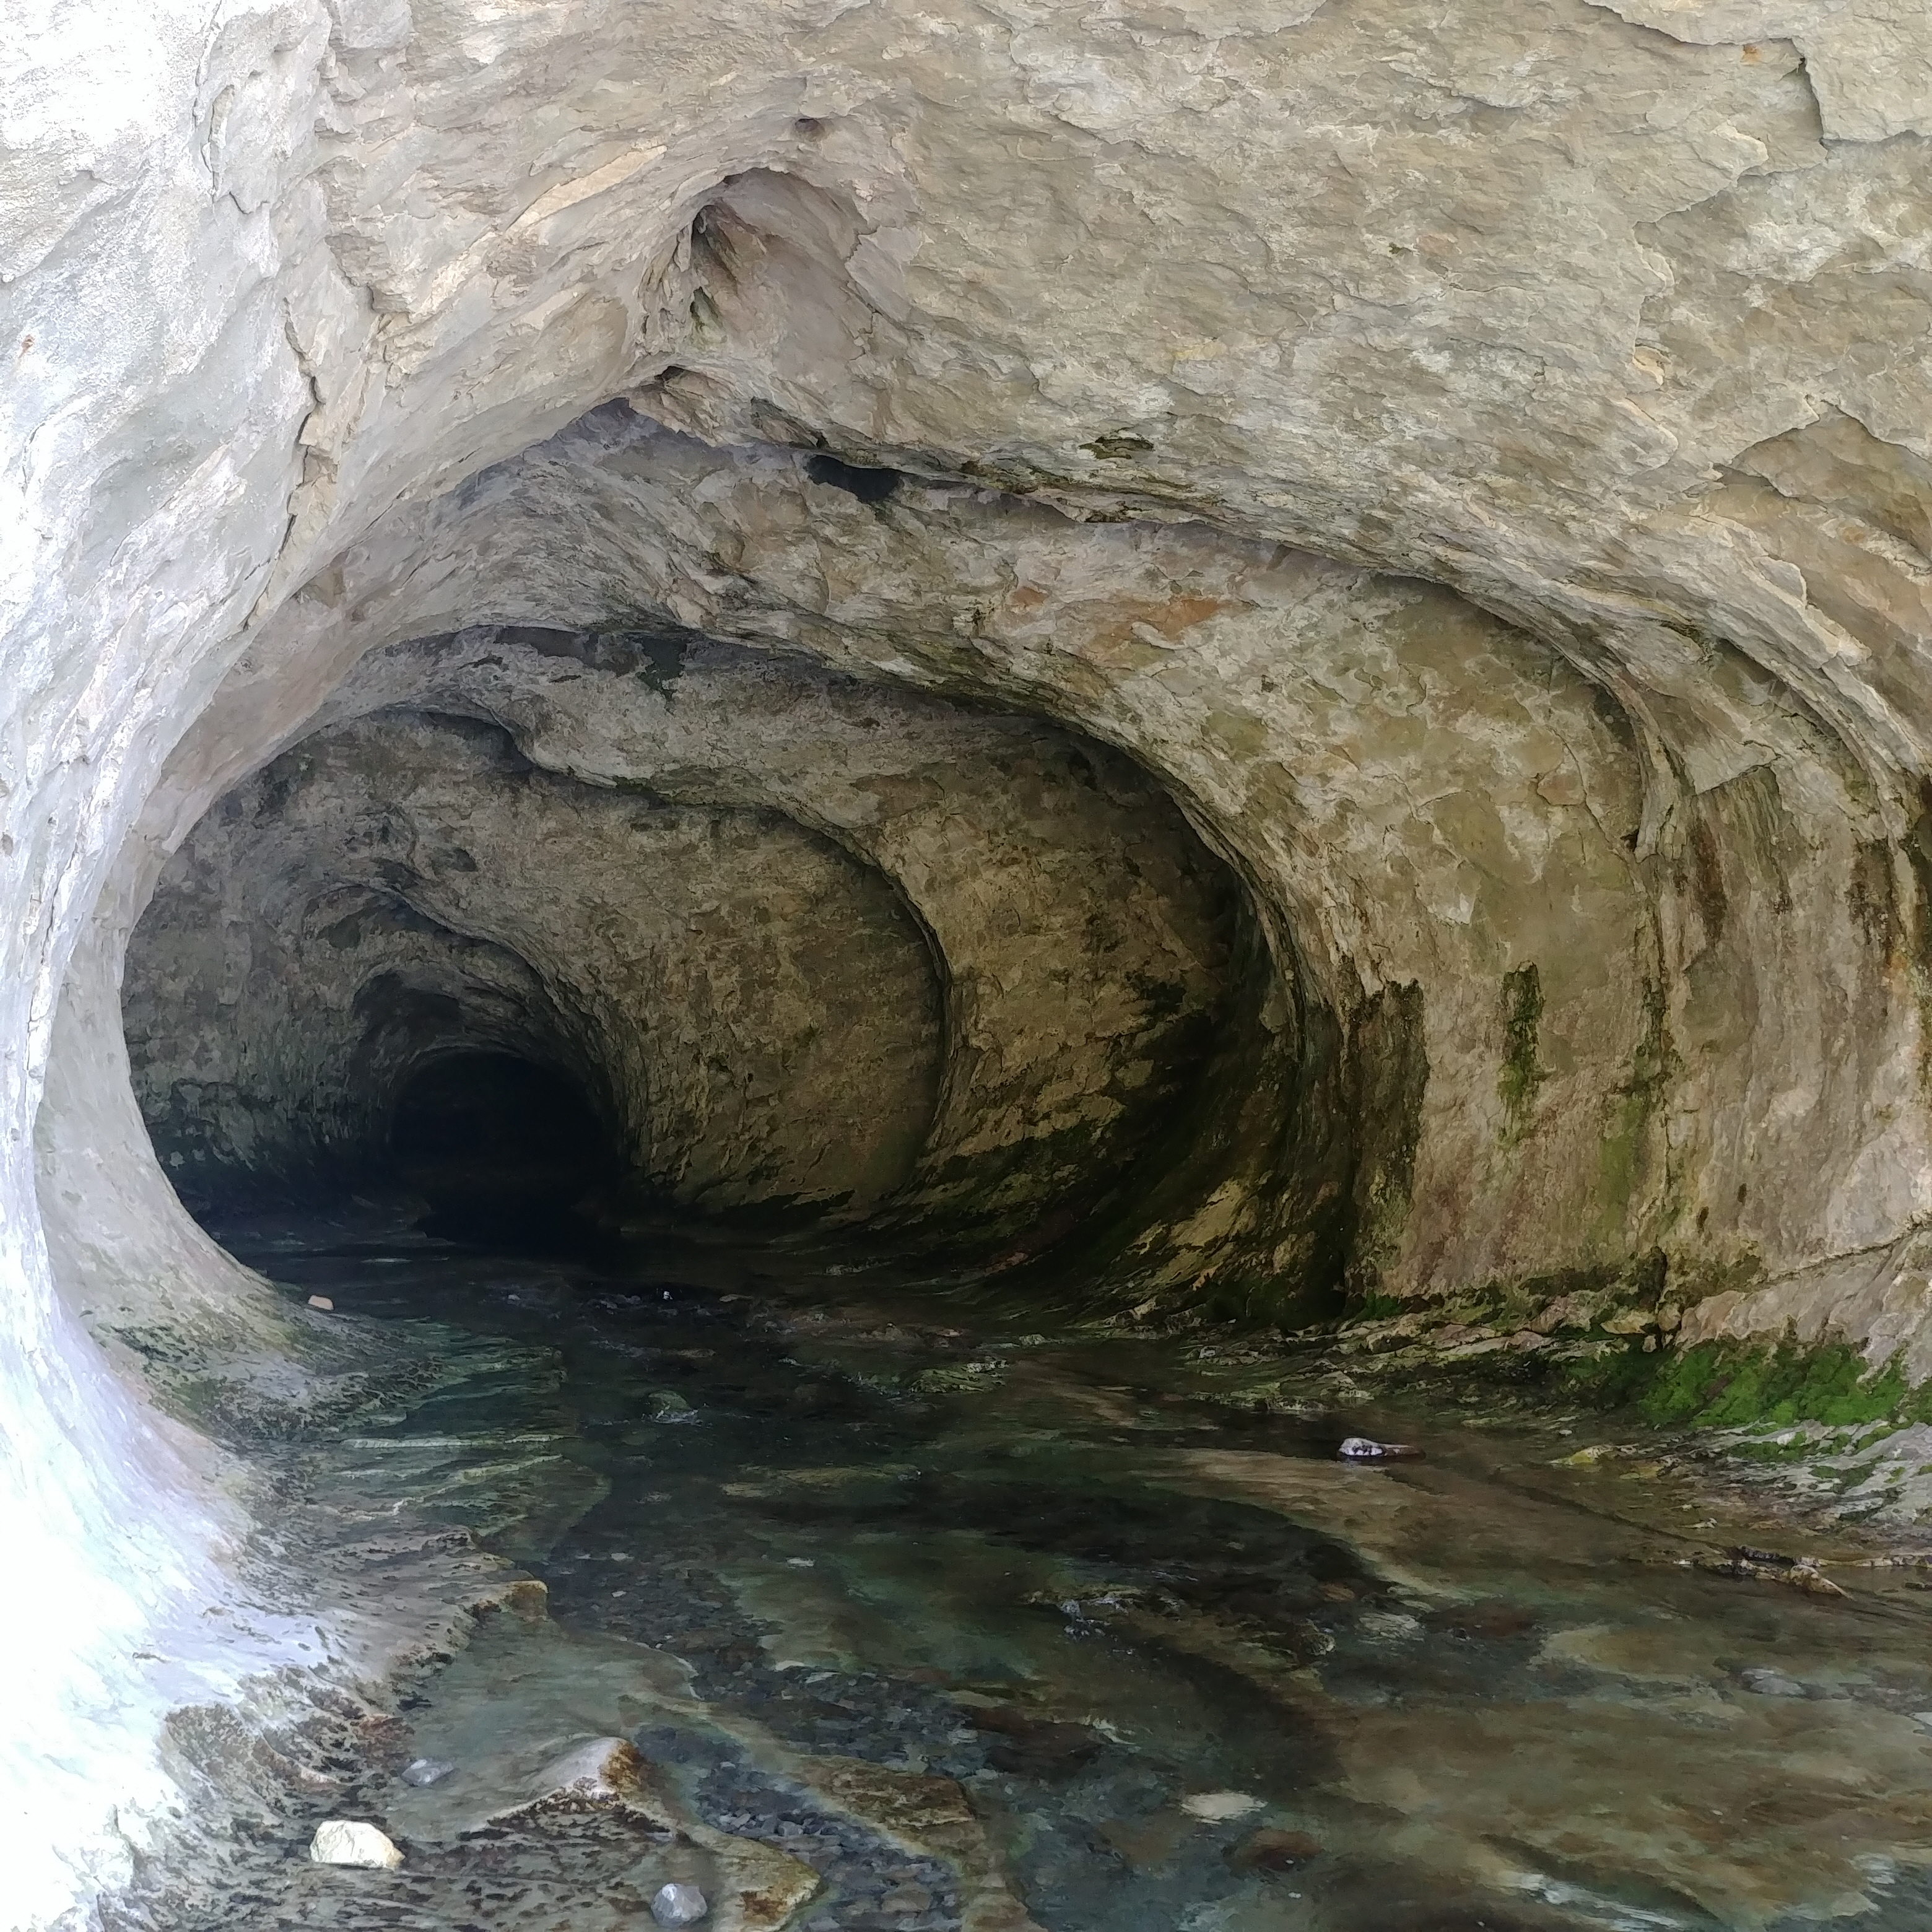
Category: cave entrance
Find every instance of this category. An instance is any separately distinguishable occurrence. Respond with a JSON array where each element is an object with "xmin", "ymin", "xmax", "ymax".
[
  {"xmin": 385, "ymin": 1050, "xmax": 615, "ymax": 1245},
  {"xmin": 121, "ymin": 674, "xmax": 1291, "ymax": 1295}
]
